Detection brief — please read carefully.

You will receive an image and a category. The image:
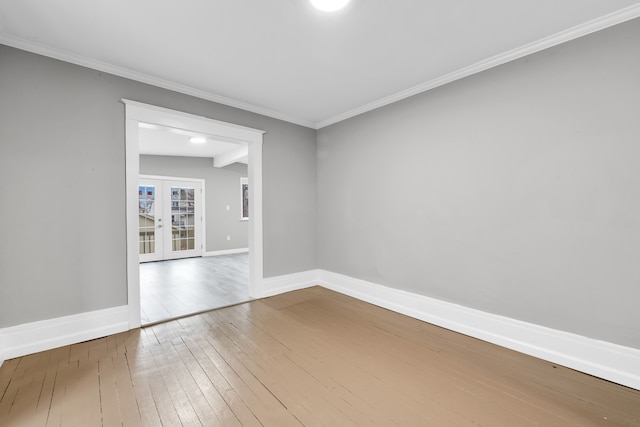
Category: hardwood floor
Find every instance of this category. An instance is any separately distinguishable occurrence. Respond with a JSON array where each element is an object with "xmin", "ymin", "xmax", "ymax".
[
  {"xmin": 140, "ymin": 254, "xmax": 250, "ymax": 325},
  {"xmin": 1, "ymin": 287, "xmax": 639, "ymax": 426}
]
